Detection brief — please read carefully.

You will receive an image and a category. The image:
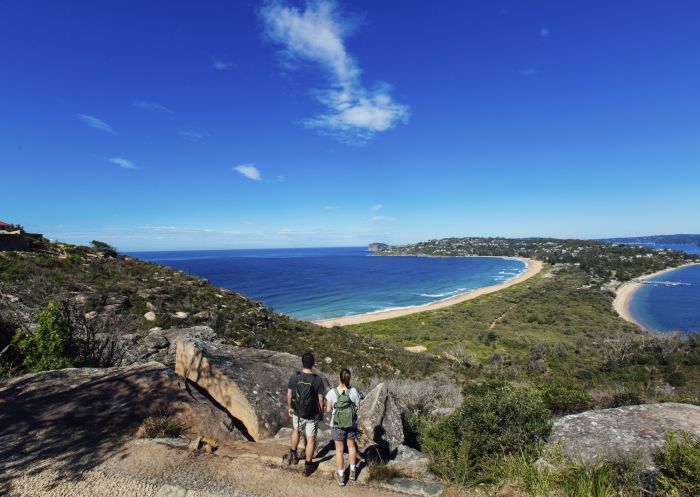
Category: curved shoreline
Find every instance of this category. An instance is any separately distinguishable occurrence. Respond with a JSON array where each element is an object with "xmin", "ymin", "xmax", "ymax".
[
  {"xmin": 613, "ymin": 263, "xmax": 700, "ymax": 330},
  {"xmin": 314, "ymin": 258, "xmax": 543, "ymax": 328}
]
